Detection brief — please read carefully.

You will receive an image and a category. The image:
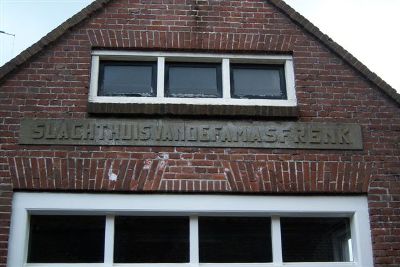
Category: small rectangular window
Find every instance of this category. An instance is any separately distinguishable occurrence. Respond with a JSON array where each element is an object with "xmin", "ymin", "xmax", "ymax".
[
  {"xmin": 231, "ymin": 64, "xmax": 286, "ymax": 99},
  {"xmin": 281, "ymin": 217, "xmax": 352, "ymax": 262},
  {"xmin": 99, "ymin": 61, "xmax": 156, "ymax": 97},
  {"xmin": 199, "ymin": 217, "xmax": 272, "ymax": 263},
  {"xmin": 89, "ymin": 52, "xmax": 299, "ymax": 117},
  {"xmin": 28, "ymin": 215, "xmax": 105, "ymax": 263},
  {"xmin": 165, "ymin": 63, "xmax": 222, "ymax": 98},
  {"xmin": 114, "ymin": 216, "xmax": 190, "ymax": 263}
]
